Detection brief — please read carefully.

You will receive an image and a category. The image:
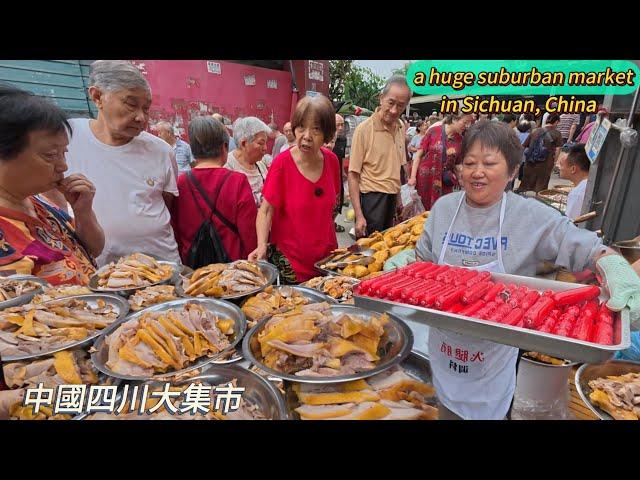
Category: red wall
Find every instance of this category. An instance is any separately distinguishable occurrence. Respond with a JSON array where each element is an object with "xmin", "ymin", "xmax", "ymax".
[
  {"xmin": 132, "ymin": 60, "xmax": 294, "ymax": 139},
  {"xmin": 291, "ymin": 60, "xmax": 330, "ymax": 97}
]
